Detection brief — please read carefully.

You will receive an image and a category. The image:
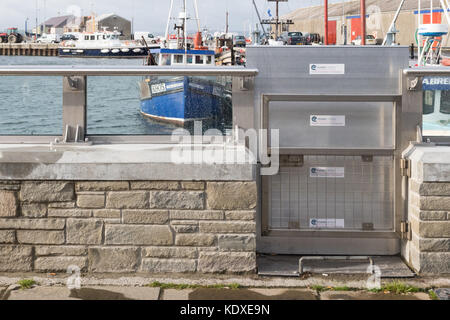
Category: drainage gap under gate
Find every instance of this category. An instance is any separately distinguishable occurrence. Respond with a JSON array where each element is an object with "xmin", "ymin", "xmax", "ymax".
[{"xmin": 257, "ymin": 254, "xmax": 415, "ymax": 278}]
